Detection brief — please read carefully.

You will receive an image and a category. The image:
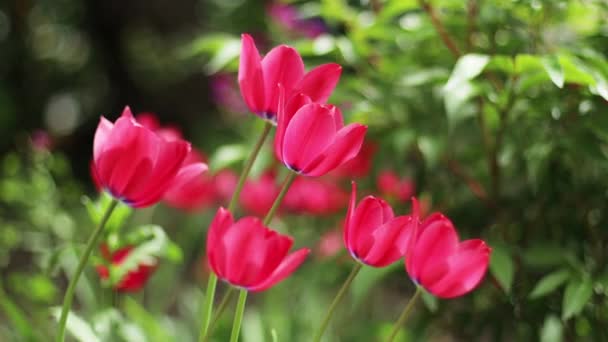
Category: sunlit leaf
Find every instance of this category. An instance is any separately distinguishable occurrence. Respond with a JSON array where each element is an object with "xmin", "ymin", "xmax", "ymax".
[
  {"xmin": 542, "ymin": 55, "xmax": 564, "ymax": 88},
  {"xmin": 540, "ymin": 315, "xmax": 563, "ymax": 342},
  {"xmin": 445, "ymin": 54, "xmax": 490, "ymax": 91},
  {"xmin": 562, "ymin": 277, "xmax": 593, "ymax": 320},
  {"xmin": 529, "ymin": 269, "xmax": 571, "ymax": 299},
  {"xmin": 51, "ymin": 307, "xmax": 100, "ymax": 342}
]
